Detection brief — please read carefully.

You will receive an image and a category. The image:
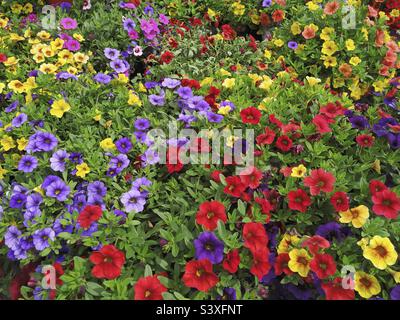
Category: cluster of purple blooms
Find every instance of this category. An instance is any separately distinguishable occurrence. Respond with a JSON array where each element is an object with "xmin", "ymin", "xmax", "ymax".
[
  {"xmin": 120, "ymin": 177, "xmax": 152, "ymax": 213},
  {"xmin": 106, "ymin": 154, "xmax": 130, "ymax": 177}
]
